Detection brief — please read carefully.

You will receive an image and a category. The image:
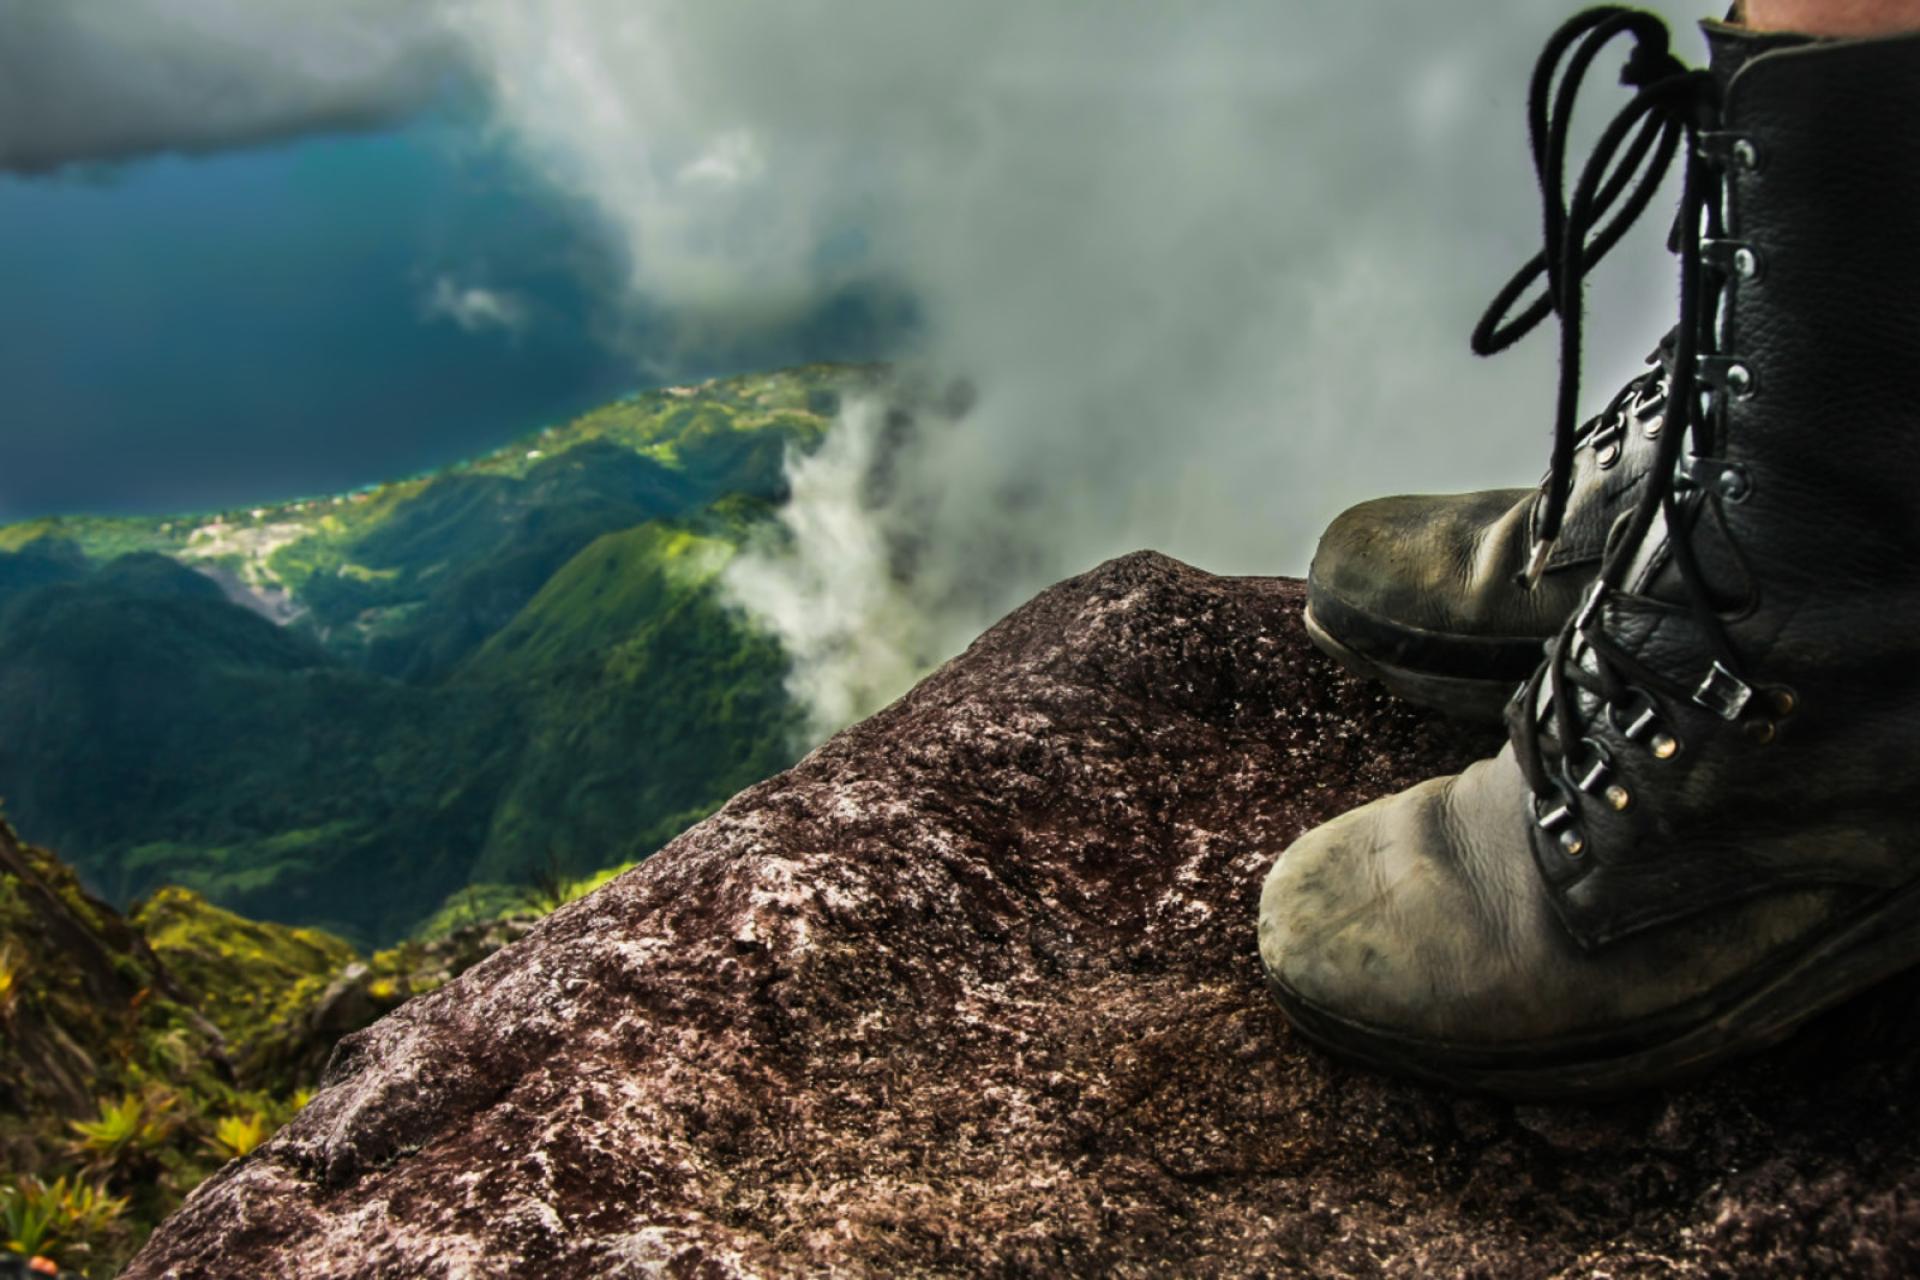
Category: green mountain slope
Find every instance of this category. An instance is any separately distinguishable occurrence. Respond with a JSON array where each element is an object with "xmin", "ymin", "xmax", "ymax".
[
  {"xmin": 0, "ymin": 365, "xmax": 878, "ymax": 944},
  {"xmin": 1, "ymin": 817, "xmax": 556, "ymax": 1275},
  {"xmin": 0, "ymin": 815, "xmax": 243, "ymax": 1273},
  {"xmin": 462, "ymin": 513, "xmax": 799, "ymax": 885},
  {"xmin": 0, "ymin": 554, "xmax": 517, "ymax": 942}
]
